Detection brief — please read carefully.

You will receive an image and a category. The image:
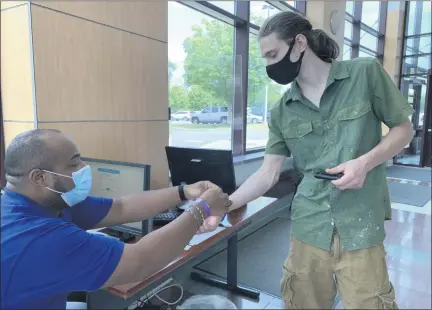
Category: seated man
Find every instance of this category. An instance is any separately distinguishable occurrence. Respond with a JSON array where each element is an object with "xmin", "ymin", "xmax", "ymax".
[{"xmin": 1, "ymin": 129, "xmax": 230, "ymax": 309}]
